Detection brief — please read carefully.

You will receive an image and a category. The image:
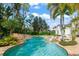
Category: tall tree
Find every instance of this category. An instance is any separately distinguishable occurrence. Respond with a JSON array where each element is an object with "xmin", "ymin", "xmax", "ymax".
[
  {"xmin": 48, "ymin": 3, "xmax": 75, "ymax": 40},
  {"xmin": 68, "ymin": 4, "xmax": 79, "ymax": 41},
  {"xmin": 32, "ymin": 16, "xmax": 49, "ymax": 33},
  {"xmin": 12, "ymin": 3, "xmax": 30, "ymax": 33},
  {"xmin": 1, "ymin": 19, "xmax": 22, "ymax": 34},
  {"xmin": 13, "ymin": 3, "xmax": 21, "ymax": 19}
]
